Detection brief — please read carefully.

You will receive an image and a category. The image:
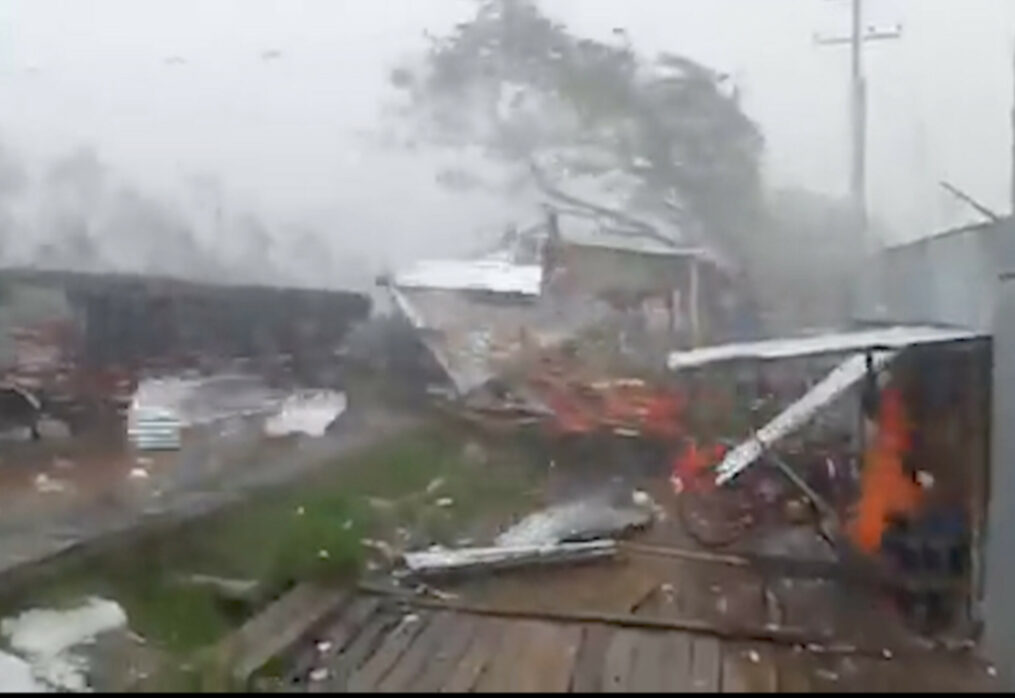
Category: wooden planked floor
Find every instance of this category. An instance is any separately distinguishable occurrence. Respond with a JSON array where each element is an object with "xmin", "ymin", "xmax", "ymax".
[{"xmin": 284, "ymin": 595, "xmax": 1001, "ymax": 693}]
